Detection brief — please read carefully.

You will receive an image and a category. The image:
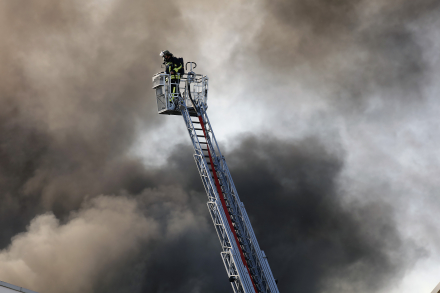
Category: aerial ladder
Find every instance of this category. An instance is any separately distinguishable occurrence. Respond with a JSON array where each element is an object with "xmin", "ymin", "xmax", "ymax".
[{"xmin": 152, "ymin": 62, "xmax": 280, "ymax": 293}]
